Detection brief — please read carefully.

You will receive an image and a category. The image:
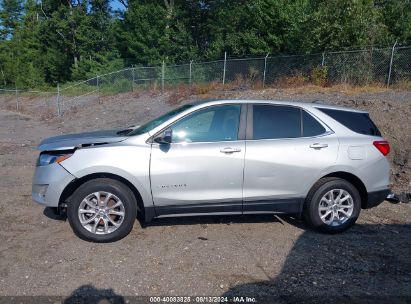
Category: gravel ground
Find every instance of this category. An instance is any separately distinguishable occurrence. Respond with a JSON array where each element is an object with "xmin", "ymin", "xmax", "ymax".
[{"xmin": 0, "ymin": 87, "xmax": 410, "ymax": 302}]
